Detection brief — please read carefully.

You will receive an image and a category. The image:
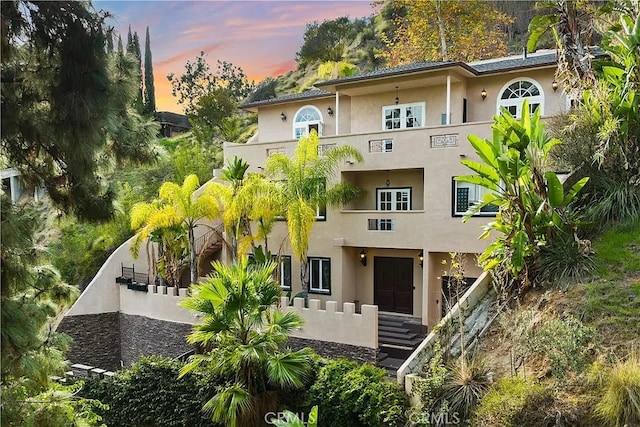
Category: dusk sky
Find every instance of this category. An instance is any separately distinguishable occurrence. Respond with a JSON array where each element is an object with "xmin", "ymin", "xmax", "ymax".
[{"xmin": 96, "ymin": 1, "xmax": 376, "ymax": 113}]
